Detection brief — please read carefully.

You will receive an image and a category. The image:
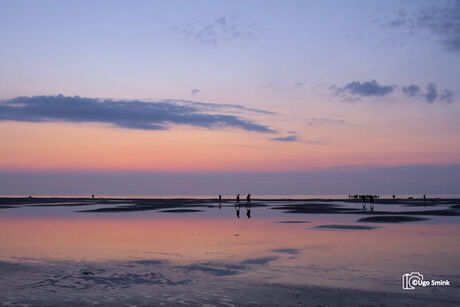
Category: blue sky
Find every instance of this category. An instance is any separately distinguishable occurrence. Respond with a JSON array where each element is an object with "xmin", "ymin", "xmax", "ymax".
[
  {"xmin": 0, "ymin": 0, "xmax": 459, "ymax": 195},
  {"xmin": 1, "ymin": 0, "xmax": 458, "ymax": 101}
]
